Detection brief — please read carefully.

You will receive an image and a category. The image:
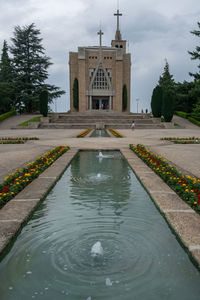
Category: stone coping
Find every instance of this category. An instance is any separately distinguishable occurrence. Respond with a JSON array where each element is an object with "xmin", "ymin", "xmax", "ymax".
[
  {"xmin": 121, "ymin": 149, "xmax": 200, "ymax": 269},
  {"xmin": 0, "ymin": 147, "xmax": 200, "ymax": 271}
]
